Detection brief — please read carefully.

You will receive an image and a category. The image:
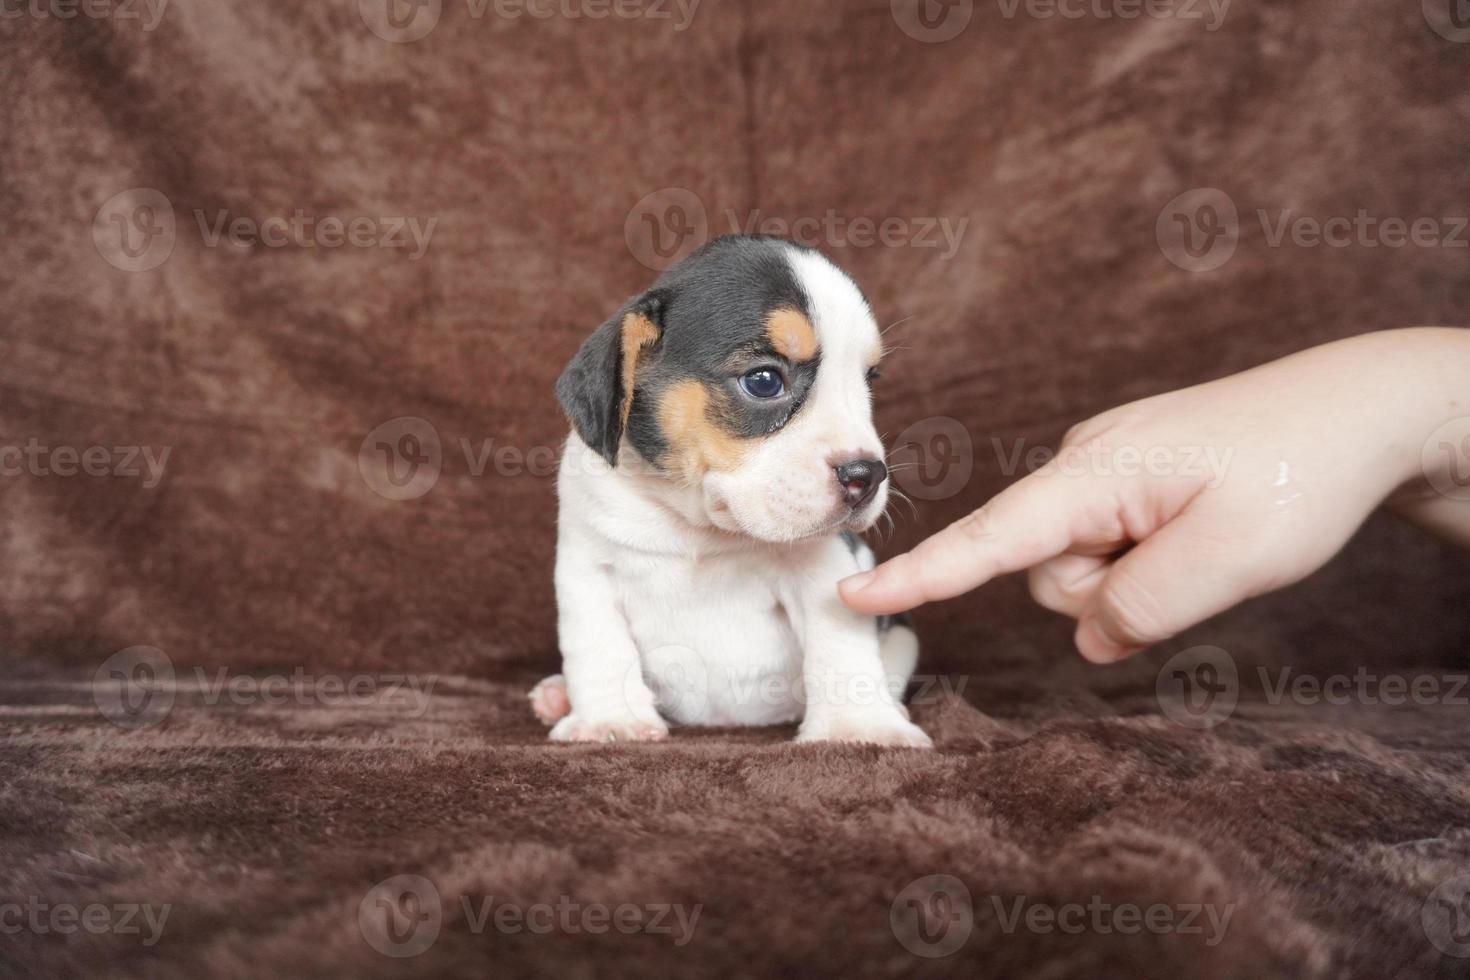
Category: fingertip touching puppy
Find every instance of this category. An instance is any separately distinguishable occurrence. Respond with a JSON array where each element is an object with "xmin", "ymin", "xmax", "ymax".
[{"xmin": 529, "ymin": 235, "xmax": 929, "ymax": 749}]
